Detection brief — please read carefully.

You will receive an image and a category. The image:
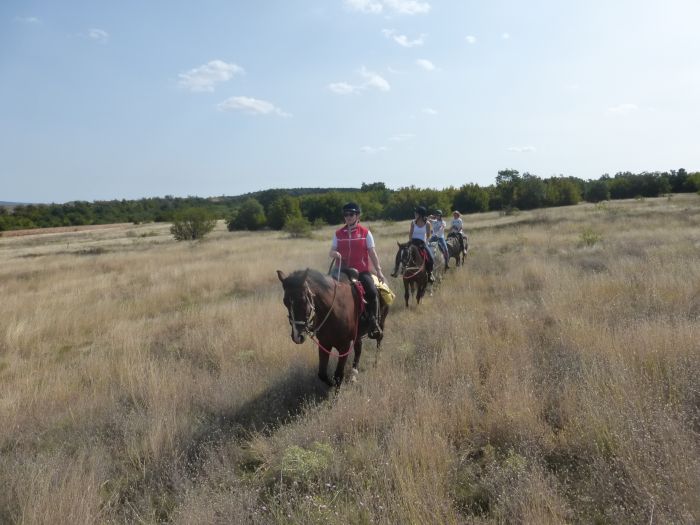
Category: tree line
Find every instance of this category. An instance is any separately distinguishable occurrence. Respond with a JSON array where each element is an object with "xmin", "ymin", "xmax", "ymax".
[{"xmin": 1, "ymin": 169, "xmax": 698, "ymax": 233}]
